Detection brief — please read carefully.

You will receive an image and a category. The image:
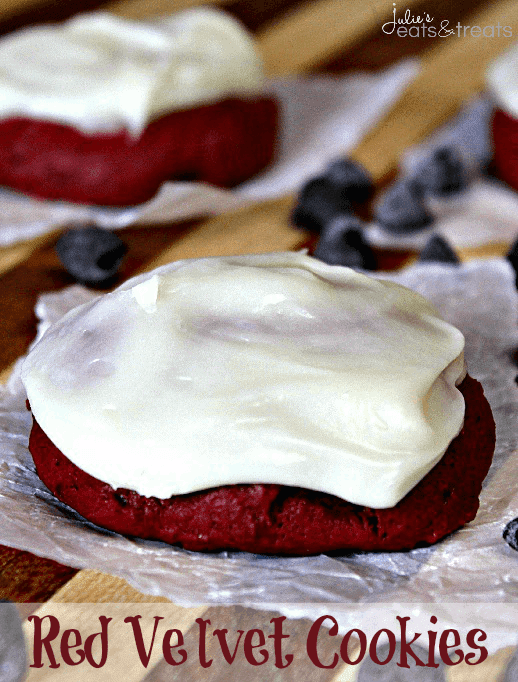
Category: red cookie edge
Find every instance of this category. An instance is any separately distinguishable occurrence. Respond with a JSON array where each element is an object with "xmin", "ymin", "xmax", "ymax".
[{"xmin": 27, "ymin": 374, "xmax": 495, "ymax": 555}]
